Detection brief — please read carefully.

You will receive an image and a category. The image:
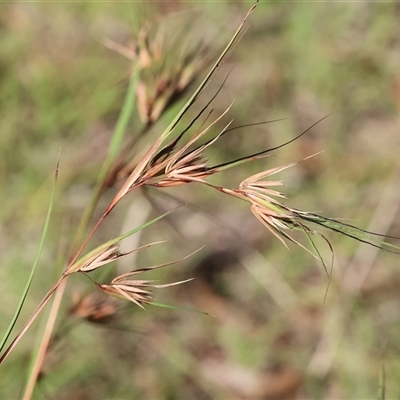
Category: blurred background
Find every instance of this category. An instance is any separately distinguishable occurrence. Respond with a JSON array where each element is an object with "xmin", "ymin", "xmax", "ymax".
[{"xmin": 1, "ymin": 1, "xmax": 400, "ymax": 399}]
